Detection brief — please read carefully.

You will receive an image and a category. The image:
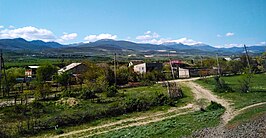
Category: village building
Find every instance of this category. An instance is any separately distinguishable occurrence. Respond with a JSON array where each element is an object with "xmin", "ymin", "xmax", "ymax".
[
  {"xmin": 25, "ymin": 66, "xmax": 39, "ymax": 78},
  {"xmin": 128, "ymin": 60, "xmax": 144, "ymax": 67},
  {"xmin": 58, "ymin": 63, "xmax": 87, "ymax": 75},
  {"xmin": 133, "ymin": 63, "xmax": 163, "ymax": 74}
]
